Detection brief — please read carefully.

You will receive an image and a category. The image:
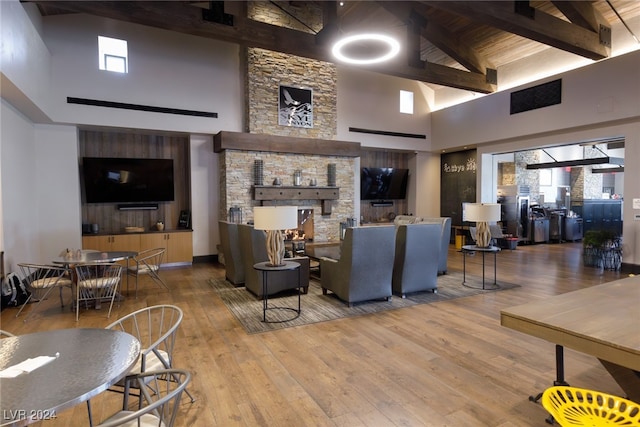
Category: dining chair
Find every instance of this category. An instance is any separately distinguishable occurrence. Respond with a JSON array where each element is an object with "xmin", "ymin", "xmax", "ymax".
[
  {"xmin": 95, "ymin": 369, "xmax": 191, "ymax": 427},
  {"xmin": 126, "ymin": 248, "xmax": 168, "ymax": 297},
  {"xmin": 15, "ymin": 263, "xmax": 73, "ymax": 321},
  {"xmin": 105, "ymin": 305, "xmax": 195, "ymax": 402},
  {"xmin": 74, "ymin": 263, "xmax": 123, "ymax": 321}
]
